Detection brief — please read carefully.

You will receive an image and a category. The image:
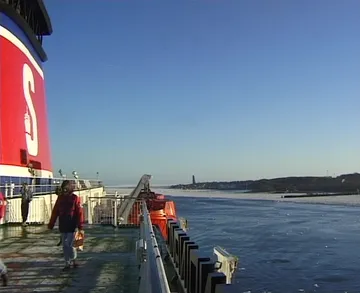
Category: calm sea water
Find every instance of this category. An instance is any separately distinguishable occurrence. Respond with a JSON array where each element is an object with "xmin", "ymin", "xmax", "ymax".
[{"xmin": 168, "ymin": 194, "xmax": 360, "ymax": 293}]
